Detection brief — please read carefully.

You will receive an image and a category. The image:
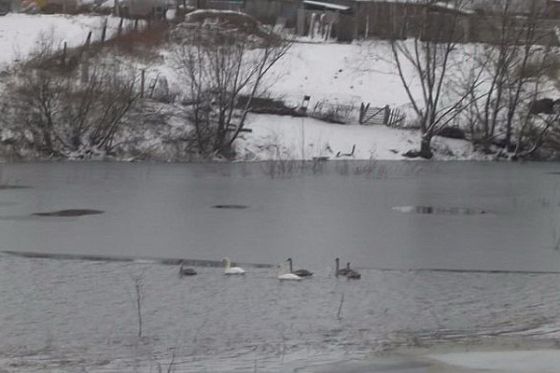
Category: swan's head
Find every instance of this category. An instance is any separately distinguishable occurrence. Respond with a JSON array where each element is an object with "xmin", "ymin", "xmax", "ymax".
[
  {"xmin": 286, "ymin": 258, "xmax": 292, "ymax": 263},
  {"xmin": 335, "ymin": 257, "xmax": 340, "ymax": 263}
]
